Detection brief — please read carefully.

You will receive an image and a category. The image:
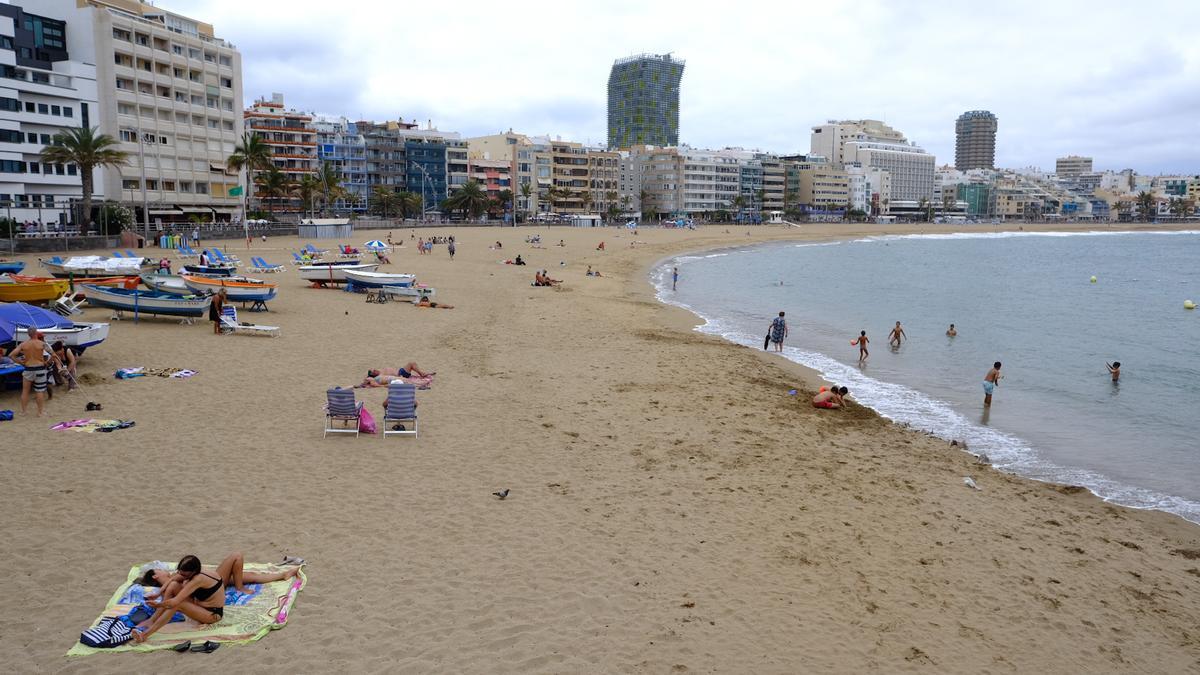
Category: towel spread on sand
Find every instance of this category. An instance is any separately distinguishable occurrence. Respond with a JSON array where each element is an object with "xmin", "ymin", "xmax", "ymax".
[
  {"xmin": 66, "ymin": 563, "xmax": 306, "ymax": 657},
  {"xmin": 50, "ymin": 419, "xmax": 134, "ymax": 433},
  {"xmin": 116, "ymin": 367, "xmax": 197, "ymax": 379}
]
